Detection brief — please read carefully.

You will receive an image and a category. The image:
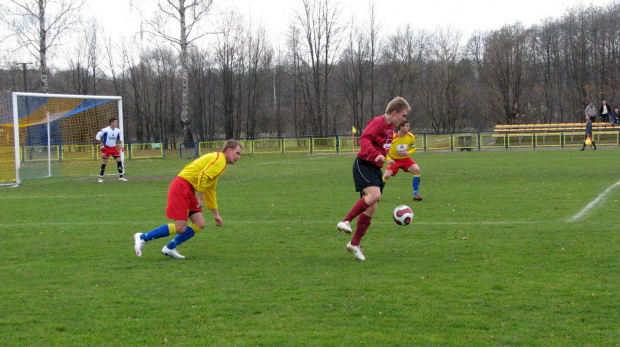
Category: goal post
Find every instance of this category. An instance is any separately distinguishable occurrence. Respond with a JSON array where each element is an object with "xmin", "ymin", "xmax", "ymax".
[{"xmin": 0, "ymin": 92, "xmax": 123, "ymax": 186}]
